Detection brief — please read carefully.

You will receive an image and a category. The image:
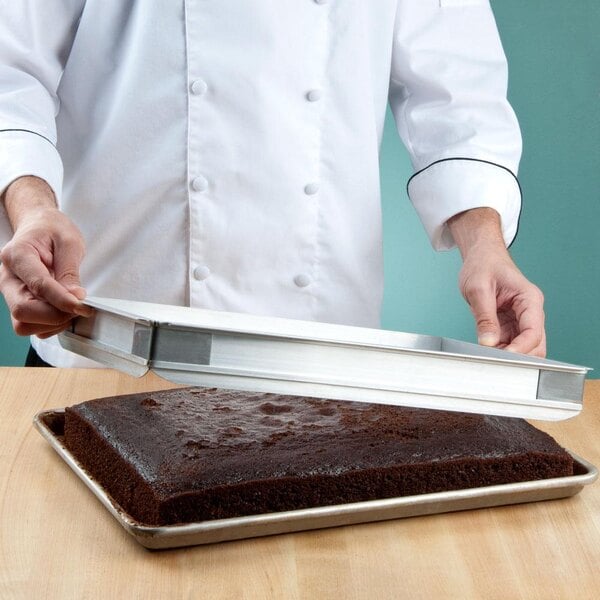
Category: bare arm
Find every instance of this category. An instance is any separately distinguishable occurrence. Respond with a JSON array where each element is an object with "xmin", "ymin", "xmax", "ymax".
[
  {"xmin": 0, "ymin": 176, "xmax": 93, "ymax": 338},
  {"xmin": 448, "ymin": 207, "xmax": 546, "ymax": 357}
]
